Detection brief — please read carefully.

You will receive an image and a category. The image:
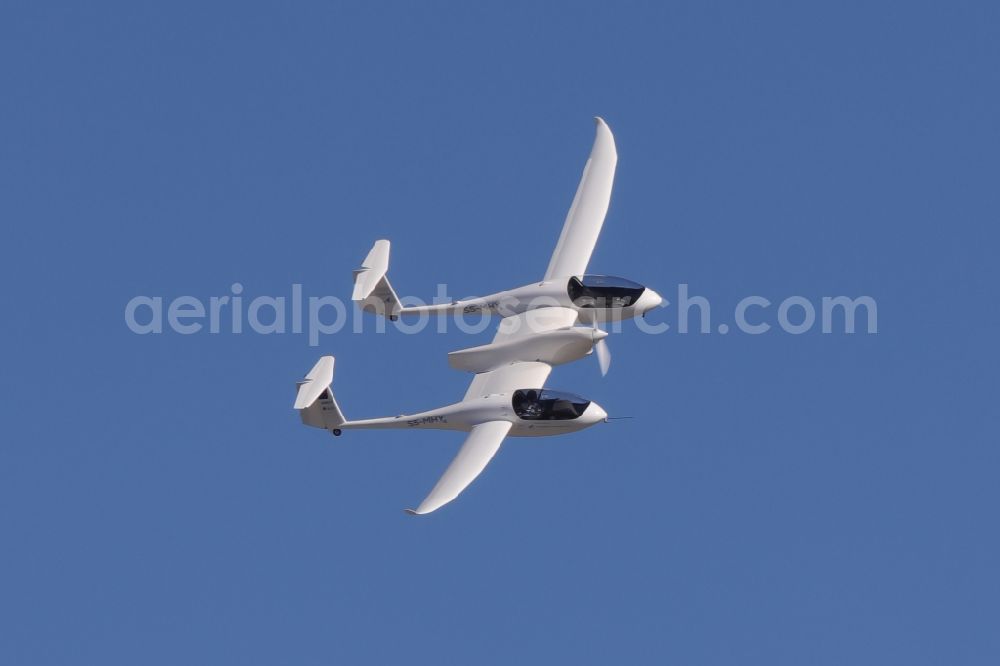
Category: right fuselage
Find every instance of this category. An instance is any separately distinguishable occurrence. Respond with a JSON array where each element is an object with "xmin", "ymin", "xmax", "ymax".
[{"xmin": 339, "ymin": 389, "xmax": 607, "ymax": 438}]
